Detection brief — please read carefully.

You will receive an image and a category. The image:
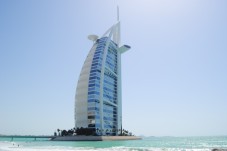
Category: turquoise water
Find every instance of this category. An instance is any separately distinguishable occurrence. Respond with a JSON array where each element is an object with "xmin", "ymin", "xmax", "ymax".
[{"xmin": 1, "ymin": 136, "xmax": 227, "ymax": 151}]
